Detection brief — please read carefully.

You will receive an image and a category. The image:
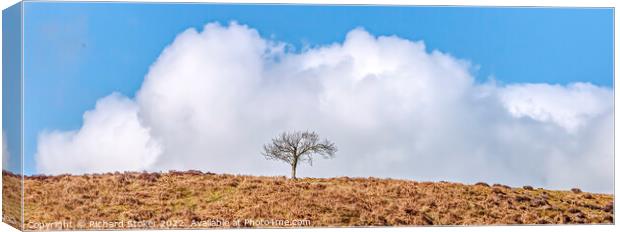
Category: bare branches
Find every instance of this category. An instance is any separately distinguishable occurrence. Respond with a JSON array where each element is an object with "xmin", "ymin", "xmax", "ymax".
[{"xmin": 262, "ymin": 130, "xmax": 337, "ymax": 178}]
